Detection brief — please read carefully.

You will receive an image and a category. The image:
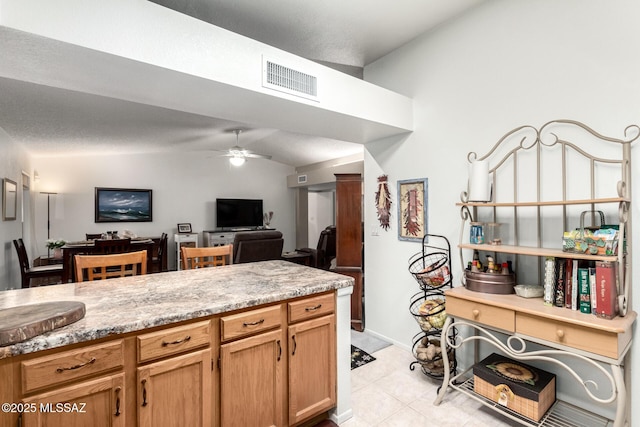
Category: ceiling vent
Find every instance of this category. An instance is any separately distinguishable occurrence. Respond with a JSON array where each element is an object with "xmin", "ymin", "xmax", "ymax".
[{"xmin": 263, "ymin": 57, "xmax": 318, "ymax": 101}]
